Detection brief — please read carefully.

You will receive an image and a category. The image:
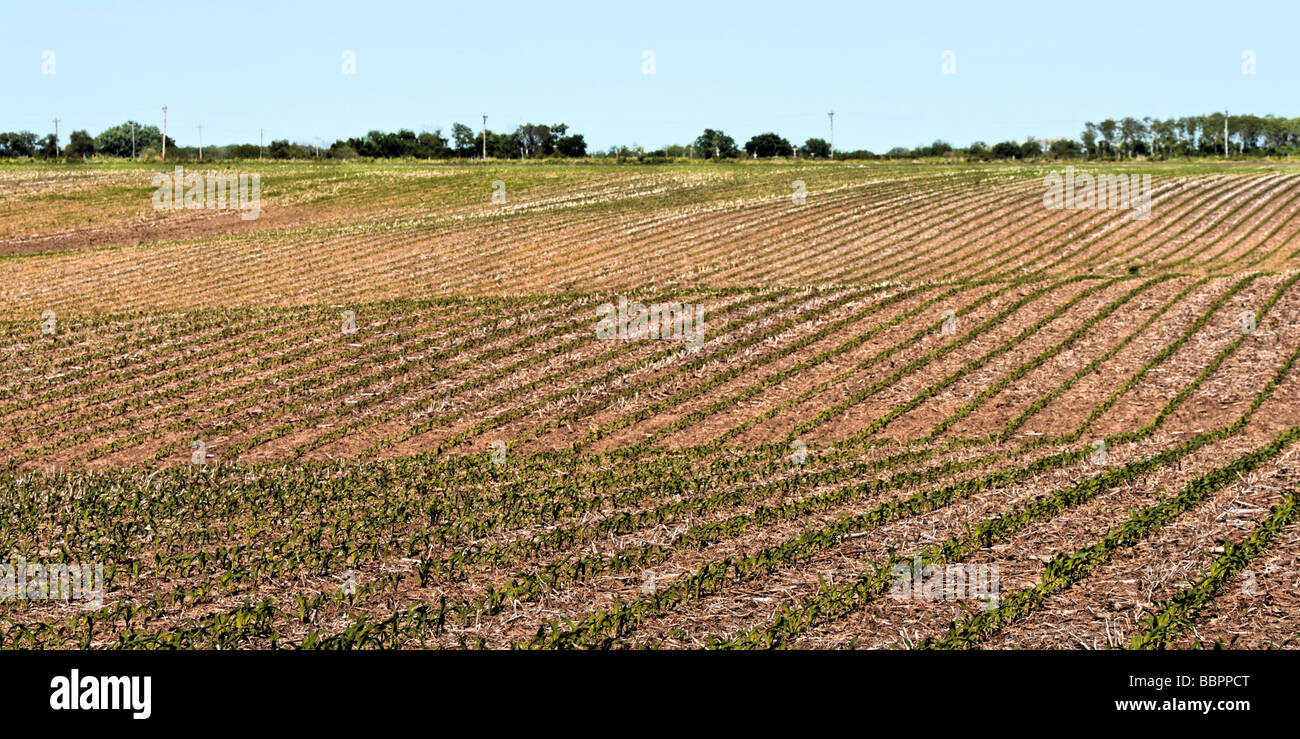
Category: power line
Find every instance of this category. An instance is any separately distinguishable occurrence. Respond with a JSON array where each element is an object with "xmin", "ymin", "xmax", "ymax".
[
  {"xmin": 161, "ymin": 105, "xmax": 168, "ymax": 161},
  {"xmin": 53, "ymin": 118, "xmax": 60, "ymax": 157},
  {"xmin": 197, "ymin": 124, "xmax": 204, "ymax": 161}
]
